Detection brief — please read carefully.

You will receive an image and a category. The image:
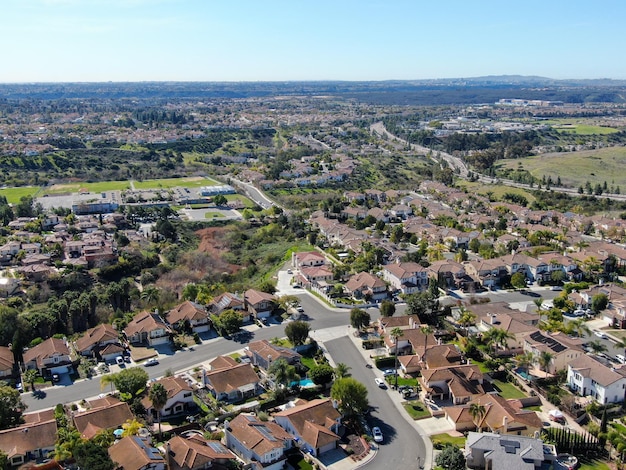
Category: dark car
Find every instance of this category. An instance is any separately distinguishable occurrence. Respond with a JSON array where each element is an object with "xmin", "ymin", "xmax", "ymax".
[{"xmin": 52, "ymin": 374, "xmax": 60, "ymax": 383}]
